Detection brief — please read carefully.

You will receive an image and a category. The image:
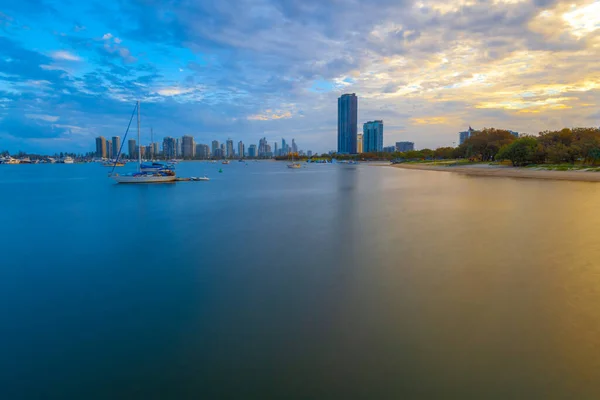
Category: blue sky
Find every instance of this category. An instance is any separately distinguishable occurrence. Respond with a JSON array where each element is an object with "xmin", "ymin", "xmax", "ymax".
[{"xmin": 1, "ymin": 0, "xmax": 599, "ymax": 153}]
